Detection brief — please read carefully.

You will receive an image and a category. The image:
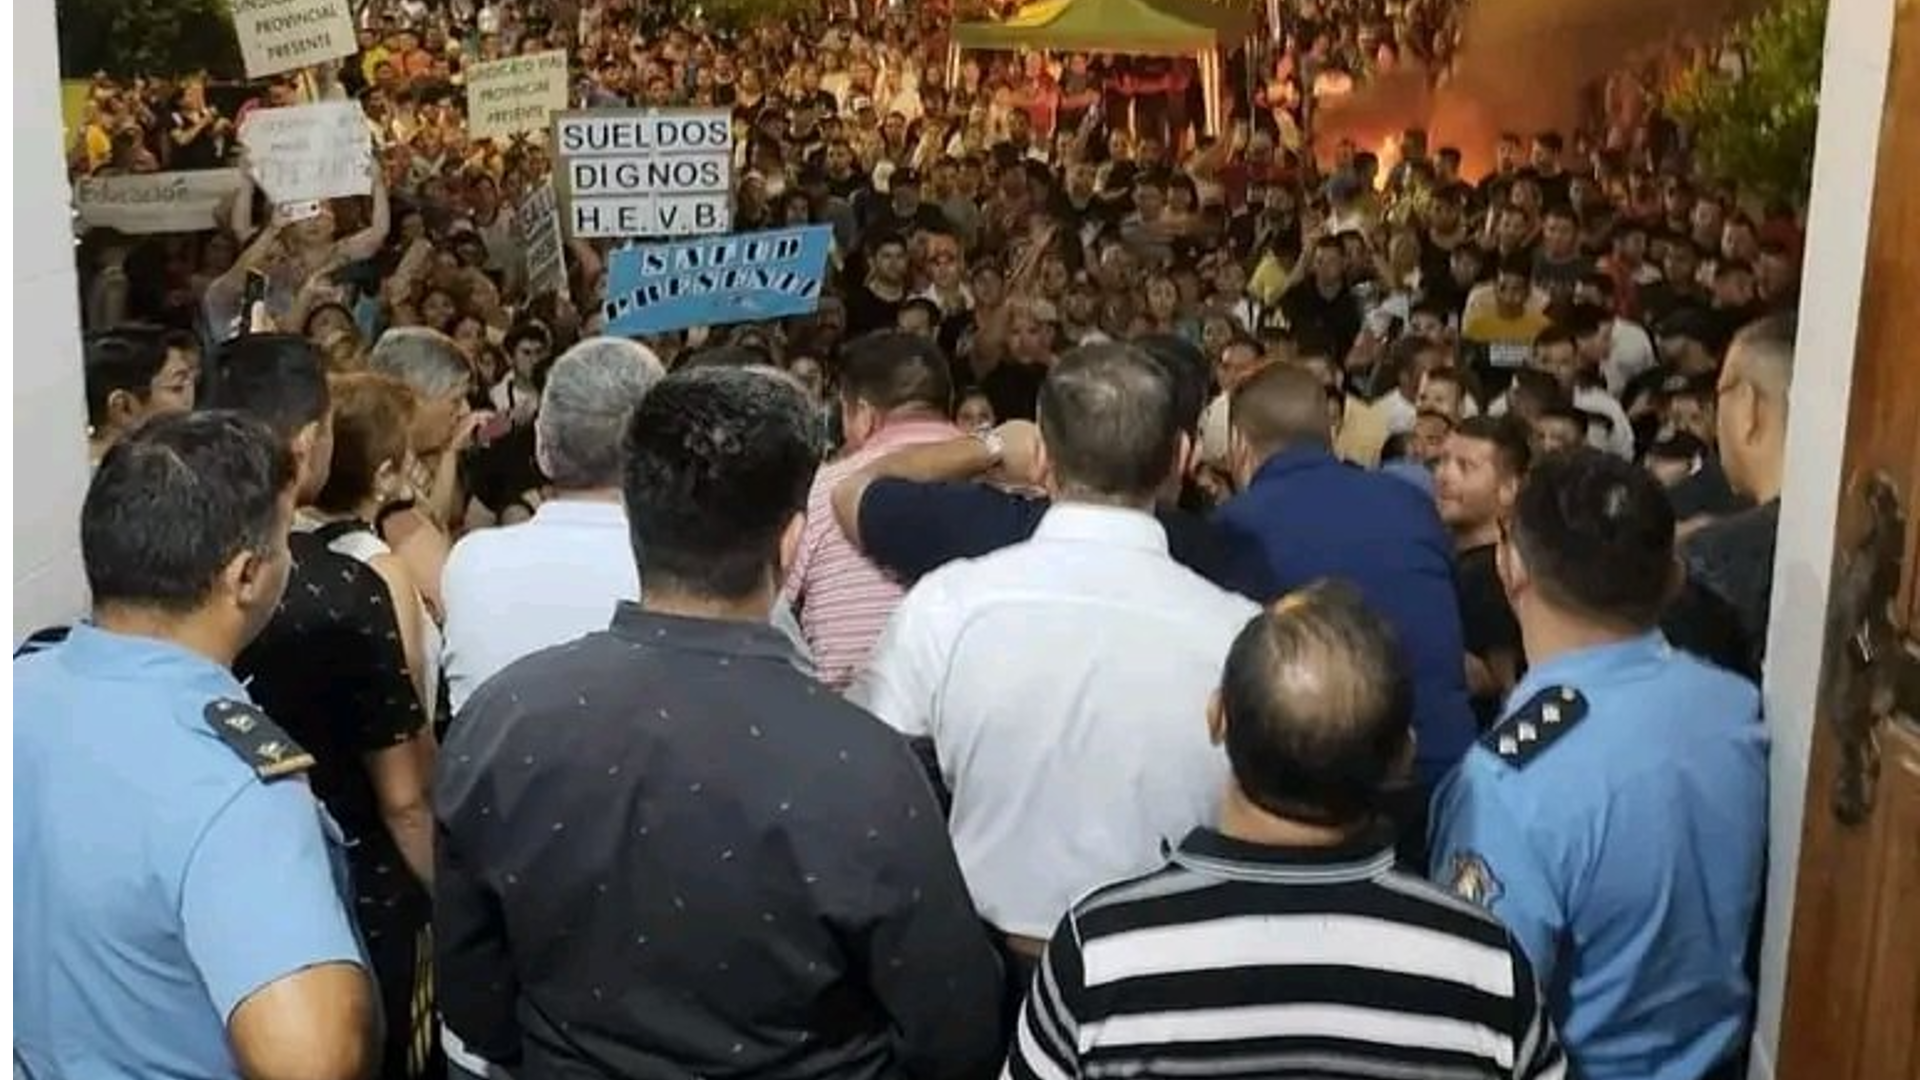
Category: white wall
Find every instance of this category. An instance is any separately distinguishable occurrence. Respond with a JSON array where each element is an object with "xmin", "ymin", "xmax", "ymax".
[
  {"xmin": 11, "ymin": 0, "xmax": 93, "ymax": 643},
  {"xmin": 1747, "ymin": 0, "xmax": 1897, "ymax": 1074}
]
